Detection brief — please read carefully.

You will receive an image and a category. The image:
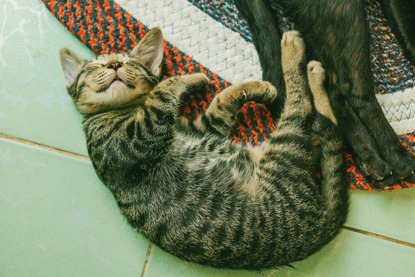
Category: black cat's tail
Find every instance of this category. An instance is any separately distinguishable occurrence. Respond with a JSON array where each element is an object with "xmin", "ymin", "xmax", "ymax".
[{"xmin": 234, "ymin": 0, "xmax": 285, "ymax": 116}]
